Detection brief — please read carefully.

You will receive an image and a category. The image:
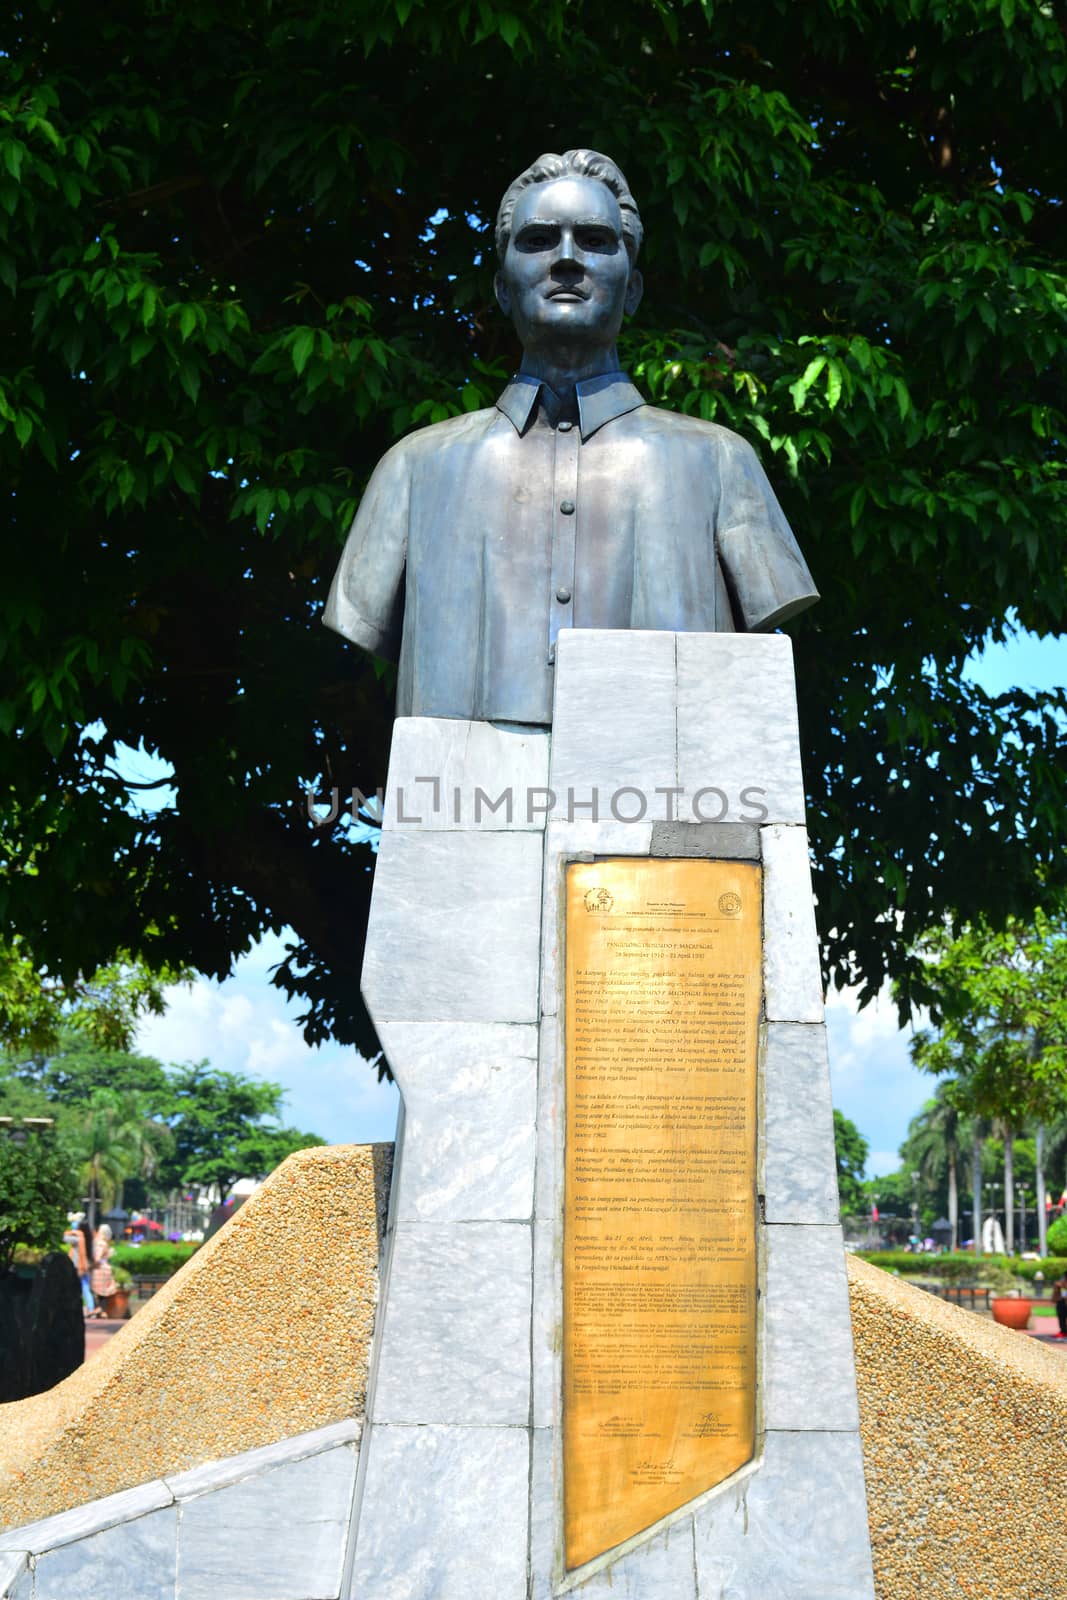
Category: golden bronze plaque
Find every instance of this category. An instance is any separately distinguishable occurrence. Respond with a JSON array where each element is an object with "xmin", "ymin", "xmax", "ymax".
[{"xmin": 563, "ymin": 857, "xmax": 761, "ymax": 1570}]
